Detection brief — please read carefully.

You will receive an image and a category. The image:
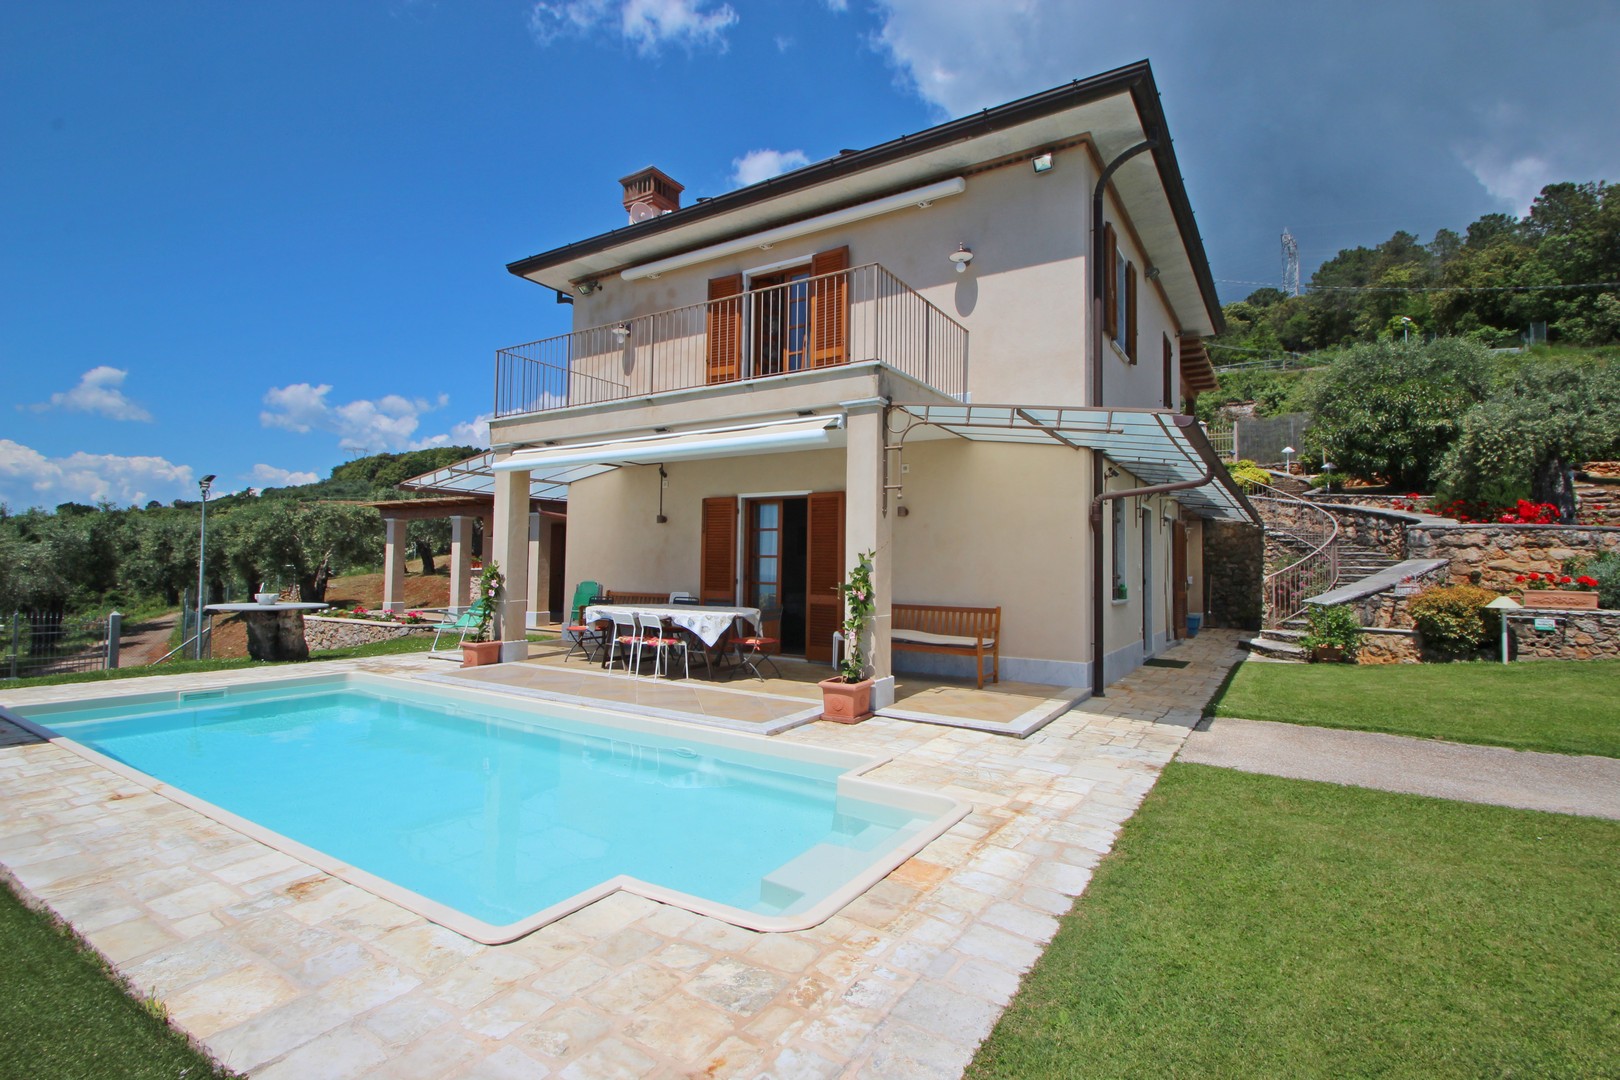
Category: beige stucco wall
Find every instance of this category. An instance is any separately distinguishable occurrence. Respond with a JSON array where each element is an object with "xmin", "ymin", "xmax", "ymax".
[
  {"xmin": 551, "ymin": 147, "xmax": 1192, "ymax": 415},
  {"xmin": 564, "ymin": 437, "xmax": 1096, "ymax": 674}
]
